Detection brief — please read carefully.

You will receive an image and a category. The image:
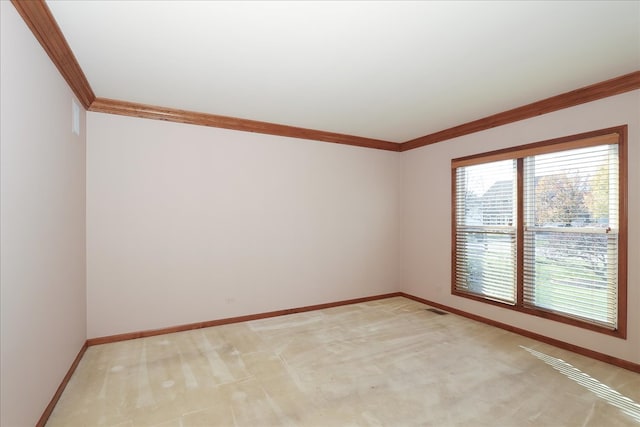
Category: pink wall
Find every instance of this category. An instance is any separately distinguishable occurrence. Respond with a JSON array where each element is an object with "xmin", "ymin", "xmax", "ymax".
[
  {"xmin": 86, "ymin": 113, "xmax": 400, "ymax": 338},
  {"xmin": 0, "ymin": 3, "xmax": 87, "ymax": 426},
  {"xmin": 3, "ymin": 2, "xmax": 638, "ymax": 423},
  {"xmin": 400, "ymin": 90, "xmax": 640, "ymax": 364}
]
